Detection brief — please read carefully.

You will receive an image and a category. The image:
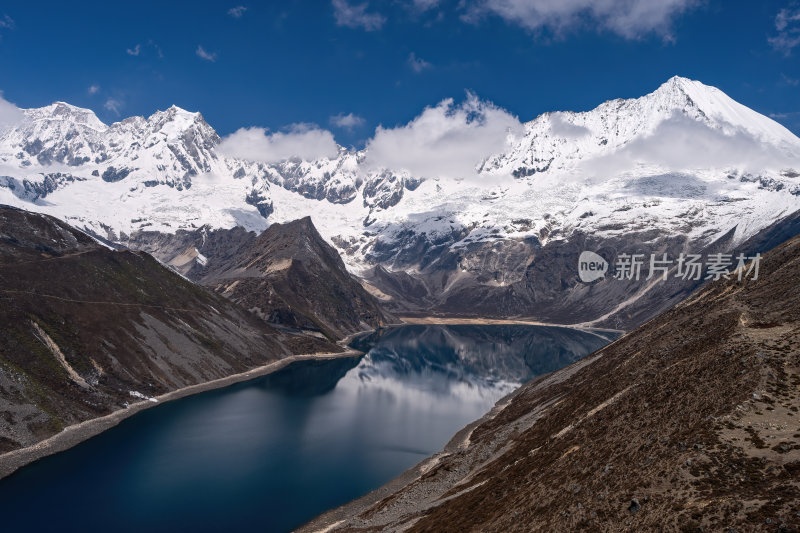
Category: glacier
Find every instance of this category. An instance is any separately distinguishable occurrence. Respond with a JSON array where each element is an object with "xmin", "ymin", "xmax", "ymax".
[{"xmin": 0, "ymin": 75, "xmax": 798, "ymax": 284}]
